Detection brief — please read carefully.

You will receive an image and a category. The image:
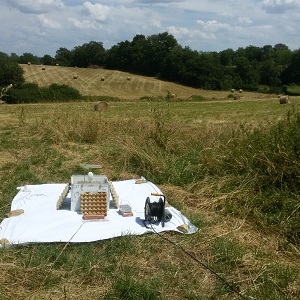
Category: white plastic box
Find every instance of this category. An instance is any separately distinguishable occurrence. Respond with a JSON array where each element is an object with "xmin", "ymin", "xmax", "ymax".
[{"xmin": 70, "ymin": 174, "xmax": 110, "ymax": 212}]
